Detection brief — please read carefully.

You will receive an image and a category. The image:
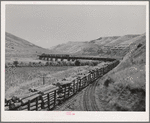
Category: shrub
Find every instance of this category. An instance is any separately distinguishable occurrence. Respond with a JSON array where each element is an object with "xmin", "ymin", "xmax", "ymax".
[
  {"xmin": 28, "ymin": 62, "xmax": 32, "ymax": 67},
  {"xmin": 89, "ymin": 62, "xmax": 94, "ymax": 66},
  {"xmin": 13, "ymin": 61, "xmax": 19, "ymax": 67},
  {"xmin": 137, "ymin": 43, "xmax": 142, "ymax": 49},
  {"xmin": 62, "ymin": 61, "xmax": 67, "ymax": 66},
  {"xmin": 49, "ymin": 61, "xmax": 53, "ymax": 66},
  {"xmin": 104, "ymin": 77, "xmax": 112, "ymax": 87},
  {"xmin": 75, "ymin": 60, "xmax": 80, "ymax": 66},
  {"xmin": 45, "ymin": 62, "xmax": 49, "ymax": 66}
]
